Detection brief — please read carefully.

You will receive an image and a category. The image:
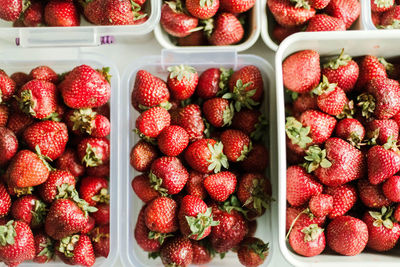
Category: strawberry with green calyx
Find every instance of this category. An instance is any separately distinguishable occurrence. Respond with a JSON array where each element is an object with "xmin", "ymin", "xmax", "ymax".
[
  {"xmin": 90, "ymin": 225, "xmax": 109, "ymax": 258},
  {"xmin": 11, "ymin": 195, "xmax": 47, "ymax": 228},
  {"xmin": 77, "ymin": 137, "xmax": 110, "ymax": 167},
  {"xmin": 160, "ymin": 1, "xmax": 199, "ymax": 37},
  {"xmin": 223, "ymin": 80, "xmax": 258, "ymax": 112},
  {"xmin": 367, "ymin": 119, "xmax": 398, "ymax": 145},
  {"xmin": 237, "ymin": 237, "xmax": 269, "ymax": 267},
  {"xmin": 39, "ymin": 170, "xmax": 76, "ymax": 203},
  {"xmin": 285, "ymin": 116, "xmax": 312, "ymax": 149},
  {"xmin": 56, "ymin": 234, "xmax": 95, "ymax": 266},
  {"xmin": 167, "ymin": 65, "xmax": 199, "ymax": 100},
  {"xmin": 335, "ymin": 118, "xmax": 365, "ymax": 148},
  {"xmin": 202, "ymin": 98, "xmax": 234, "ymax": 128},
  {"xmin": 132, "ymin": 174, "xmax": 160, "ymax": 203},
  {"xmin": 371, "ymin": 0, "xmax": 394, "ymax": 12},
  {"xmin": 203, "ymin": 12, "xmax": 244, "ymax": 46},
  {"xmin": 379, "ymin": 57, "xmax": 400, "ymax": 80},
  {"xmin": 79, "ymin": 176, "xmax": 109, "ymax": 206},
  {"xmin": 357, "ymin": 93, "xmax": 376, "ymax": 119},
  {"xmin": 286, "ymin": 207, "xmax": 315, "ymax": 239},
  {"xmin": 289, "ymin": 224, "xmax": 325, "ymax": 257},
  {"xmin": 220, "ymin": 129, "xmax": 252, "ymax": 162},
  {"xmin": 336, "ymin": 100, "xmax": 355, "ymax": 120},
  {"xmin": 68, "ymin": 108, "xmax": 111, "ymax": 138},
  {"xmin": 33, "ymin": 232, "xmax": 54, "ymax": 263},
  {"xmin": 303, "ymin": 145, "xmax": 332, "ymax": 173},
  {"xmin": 196, "ymin": 68, "xmax": 233, "ymax": 99},
  {"xmin": 186, "ymin": 0, "xmax": 219, "ymax": 20}
]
